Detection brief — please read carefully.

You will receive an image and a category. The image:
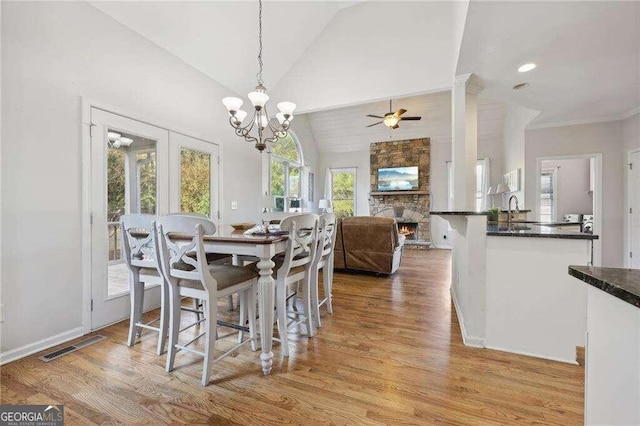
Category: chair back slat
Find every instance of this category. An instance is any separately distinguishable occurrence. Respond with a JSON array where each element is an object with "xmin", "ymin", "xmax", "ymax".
[
  {"xmin": 280, "ymin": 214, "xmax": 319, "ymax": 272},
  {"xmin": 120, "ymin": 214, "xmax": 158, "ymax": 270},
  {"xmin": 155, "ymin": 215, "xmax": 217, "ymax": 292}
]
